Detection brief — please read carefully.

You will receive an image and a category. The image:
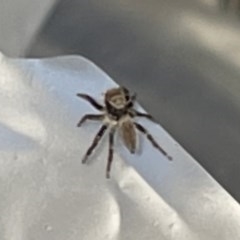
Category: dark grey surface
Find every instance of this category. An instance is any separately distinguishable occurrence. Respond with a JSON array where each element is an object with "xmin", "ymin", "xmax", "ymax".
[{"xmin": 27, "ymin": 0, "xmax": 240, "ymax": 202}]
